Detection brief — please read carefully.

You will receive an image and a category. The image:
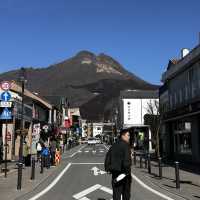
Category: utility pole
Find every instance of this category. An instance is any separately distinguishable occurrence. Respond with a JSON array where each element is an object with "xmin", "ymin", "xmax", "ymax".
[{"xmin": 17, "ymin": 67, "xmax": 26, "ymax": 190}]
